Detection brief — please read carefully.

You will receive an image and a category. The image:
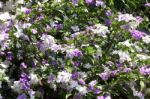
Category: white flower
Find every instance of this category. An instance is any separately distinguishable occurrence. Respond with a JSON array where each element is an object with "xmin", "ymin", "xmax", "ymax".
[
  {"xmin": 0, "ymin": 60, "xmax": 11, "ymax": 69},
  {"xmin": 57, "ymin": 71, "xmax": 71, "ymax": 83},
  {"xmin": 16, "ymin": 0, "xmax": 24, "ymax": 4},
  {"xmin": 30, "ymin": 73, "xmax": 39, "ymax": 85},
  {"xmin": 142, "ymin": 35, "xmax": 150, "ymax": 44},
  {"xmin": 113, "ymin": 51, "xmax": 131, "ymax": 62},
  {"xmin": 71, "ymin": 26, "xmax": 80, "ymax": 32},
  {"xmin": 14, "ymin": 25, "xmax": 24, "ymax": 38},
  {"xmin": 41, "ymin": 34, "xmax": 55, "ymax": 49},
  {"xmin": 11, "ymin": 81, "xmax": 22, "ymax": 92},
  {"xmin": 116, "ymin": 13, "xmax": 136, "ymax": 22},
  {"xmin": 76, "ymin": 85, "xmax": 87, "ymax": 95},
  {"xmin": 118, "ymin": 40, "xmax": 132, "ymax": 47},
  {"xmin": 91, "ymin": 24, "xmax": 110, "ymax": 37},
  {"xmin": 84, "ymin": 63, "xmax": 92, "ymax": 69},
  {"xmin": 68, "ymin": 80, "xmax": 78, "ymax": 89},
  {"xmin": 0, "ymin": 12, "xmax": 11, "ymax": 21},
  {"xmin": 136, "ymin": 54, "xmax": 150, "ymax": 60},
  {"xmin": 89, "ymin": 80, "xmax": 97, "ymax": 86}
]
